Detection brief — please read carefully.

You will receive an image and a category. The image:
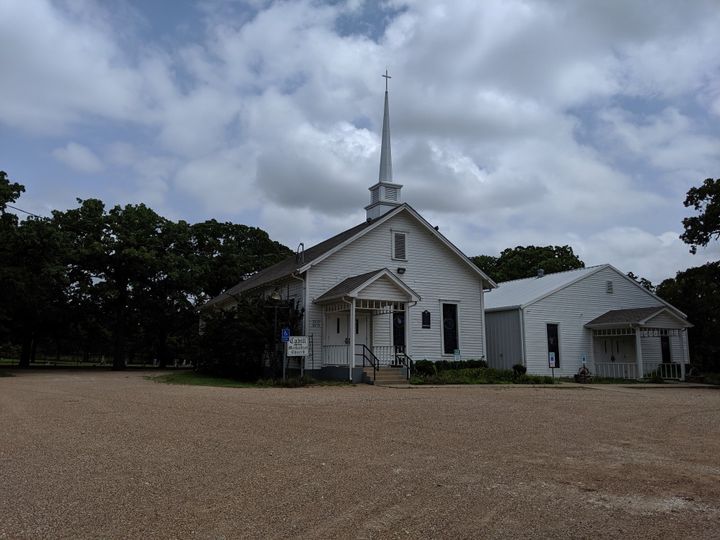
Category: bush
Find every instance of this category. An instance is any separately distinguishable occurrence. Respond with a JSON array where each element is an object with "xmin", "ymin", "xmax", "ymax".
[
  {"xmin": 413, "ymin": 358, "xmax": 487, "ymax": 376},
  {"xmin": 512, "ymin": 363, "xmax": 527, "ymax": 376},
  {"xmin": 411, "ymin": 367, "xmax": 556, "ymax": 385}
]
